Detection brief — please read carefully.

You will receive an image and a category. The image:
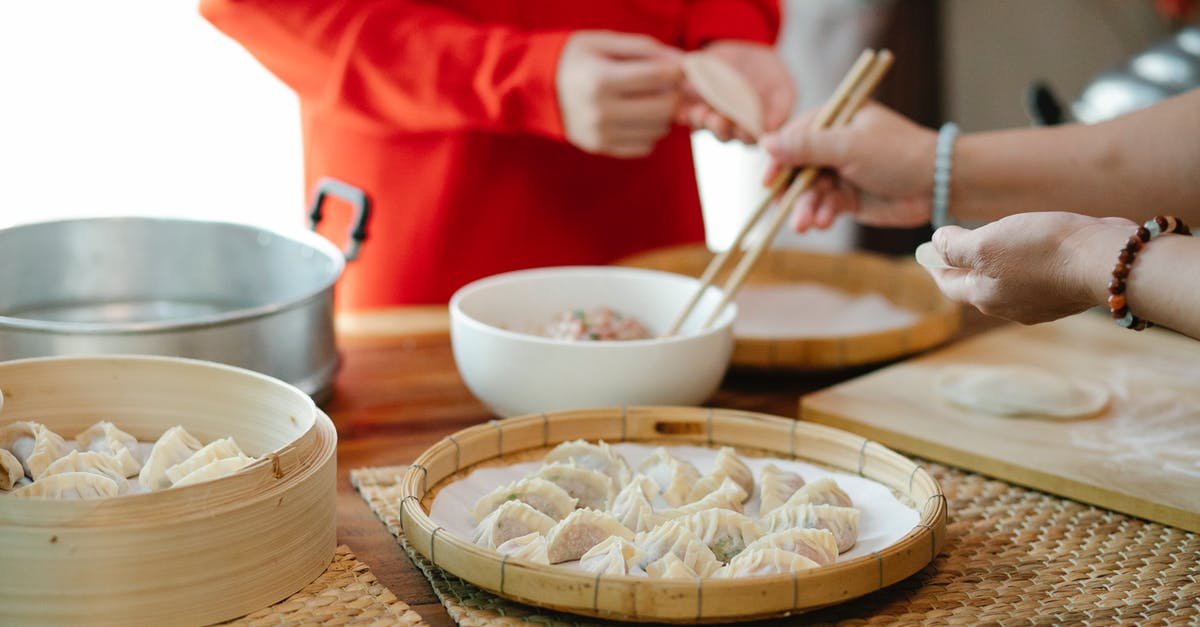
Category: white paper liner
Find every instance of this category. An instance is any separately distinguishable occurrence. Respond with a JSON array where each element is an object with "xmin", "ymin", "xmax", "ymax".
[
  {"xmin": 430, "ymin": 442, "xmax": 920, "ymax": 570},
  {"xmin": 732, "ymin": 283, "xmax": 919, "ymax": 338}
]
